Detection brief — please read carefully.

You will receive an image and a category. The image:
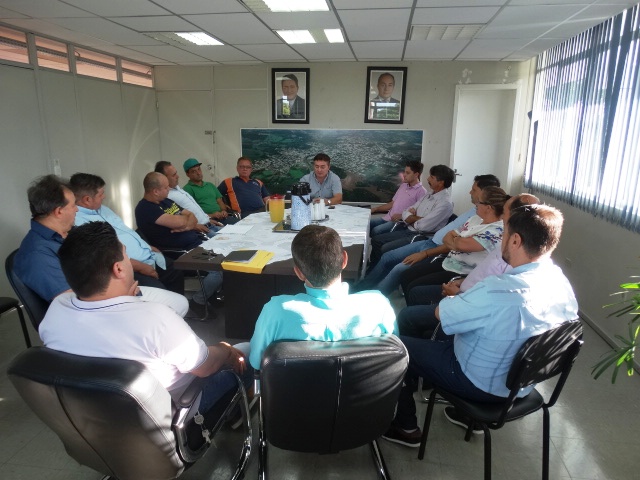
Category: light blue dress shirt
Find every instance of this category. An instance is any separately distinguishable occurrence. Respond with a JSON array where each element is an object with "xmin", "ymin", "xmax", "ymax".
[
  {"xmin": 439, "ymin": 259, "xmax": 578, "ymax": 397},
  {"xmin": 249, "ymin": 282, "xmax": 397, "ymax": 369},
  {"xmin": 75, "ymin": 205, "xmax": 165, "ymax": 269}
]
